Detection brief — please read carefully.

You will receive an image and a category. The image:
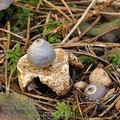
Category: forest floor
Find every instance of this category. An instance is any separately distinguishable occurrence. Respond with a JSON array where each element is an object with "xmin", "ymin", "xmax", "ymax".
[{"xmin": 0, "ymin": 0, "xmax": 120, "ymax": 120}]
